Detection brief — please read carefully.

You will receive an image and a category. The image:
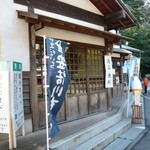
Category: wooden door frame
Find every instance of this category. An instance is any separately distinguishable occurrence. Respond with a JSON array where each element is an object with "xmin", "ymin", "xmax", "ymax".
[{"xmin": 28, "ymin": 24, "xmax": 39, "ymax": 130}]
